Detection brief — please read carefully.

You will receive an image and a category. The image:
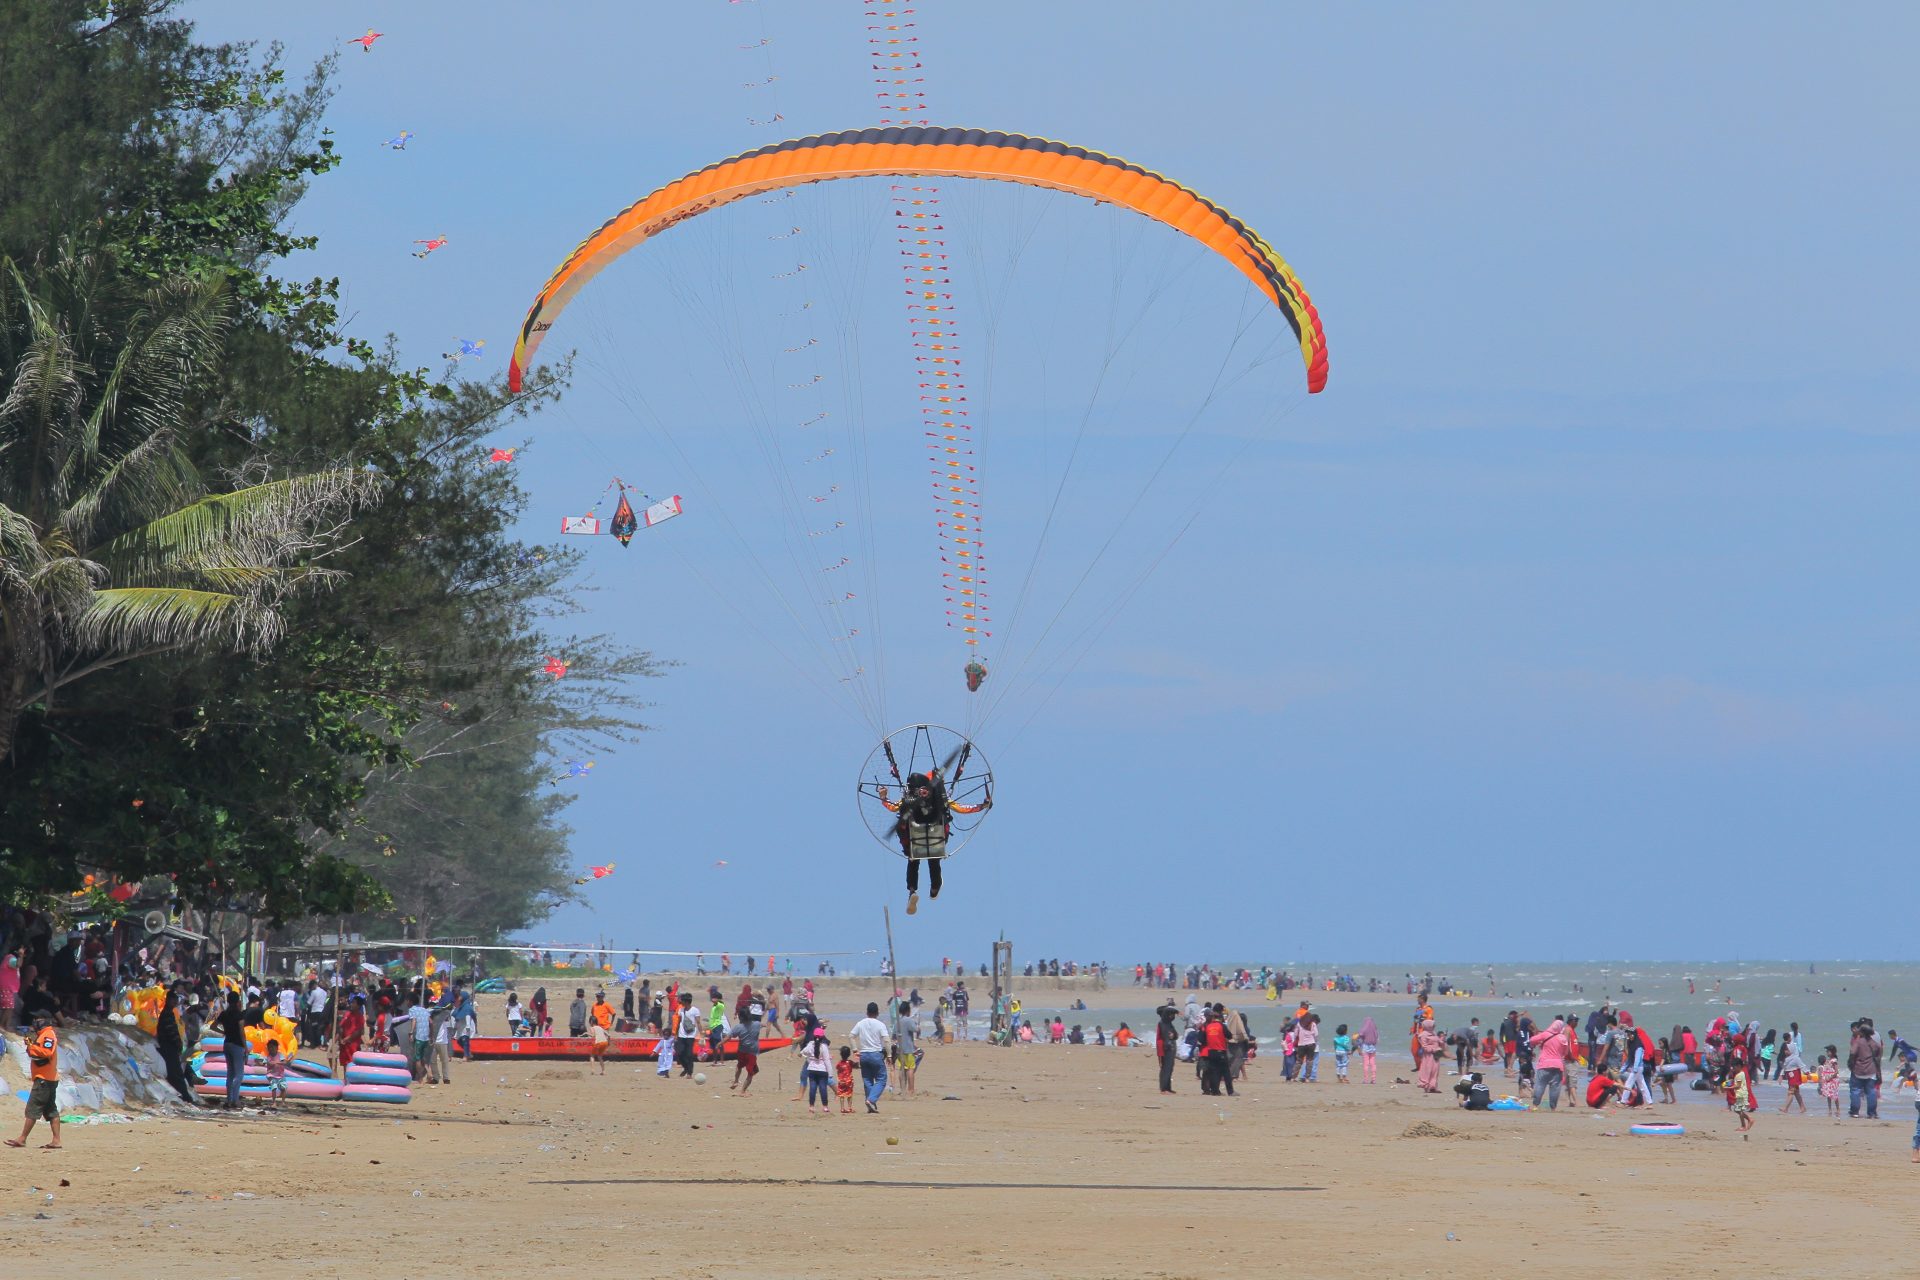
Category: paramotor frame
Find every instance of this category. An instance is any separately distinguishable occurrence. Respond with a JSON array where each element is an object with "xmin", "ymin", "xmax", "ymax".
[{"xmin": 856, "ymin": 723, "xmax": 993, "ymax": 858}]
